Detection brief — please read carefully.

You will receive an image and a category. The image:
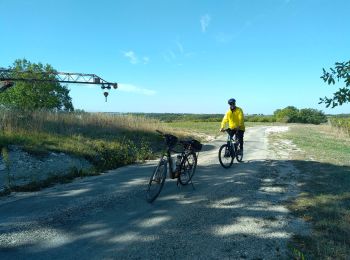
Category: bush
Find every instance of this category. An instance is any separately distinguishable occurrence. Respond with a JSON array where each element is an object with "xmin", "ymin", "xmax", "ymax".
[
  {"xmin": 274, "ymin": 106, "xmax": 300, "ymax": 123},
  {"xmin": 329, "ymin": 117, "xmax": 350, "ymax": 136},
  {"xmin": 298, "ymin": 108, "xmax": 328, "ymax": 124},
  {"xmin": 274, "ymin": 106, "xmax": 327, "ymax": 125},
  {"xmin": 245, "ymin": 114, "xmax": 276, "ymax": 122}
]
